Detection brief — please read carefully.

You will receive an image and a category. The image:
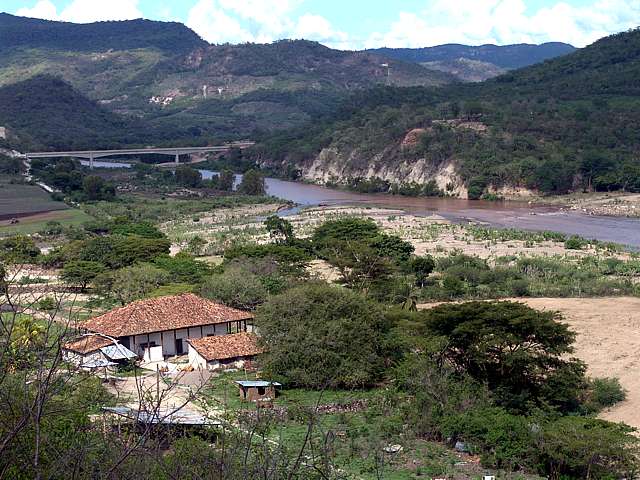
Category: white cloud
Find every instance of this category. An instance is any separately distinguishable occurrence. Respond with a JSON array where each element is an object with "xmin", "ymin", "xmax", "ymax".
[
  {"xmin": 15, "ymin": 0, "xmax": 142, "ymax": 23},
  {"xmin": 293, "ymin": 14, "xmax": 349, "ymax": 48},
  {"xmin": 365, "ymin": 0, "xmax": 640, "ymax": 48},
  {"xmin": 186, "ymin": 0, "xmax": 254, "ymax": 44},
  {"xmin": 186, "ymin": 0, "xmax": 350, "ymax": 47},
  {"xmin": 15, "ymin": 0, "xmax": 58, "ymax": 20}
]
